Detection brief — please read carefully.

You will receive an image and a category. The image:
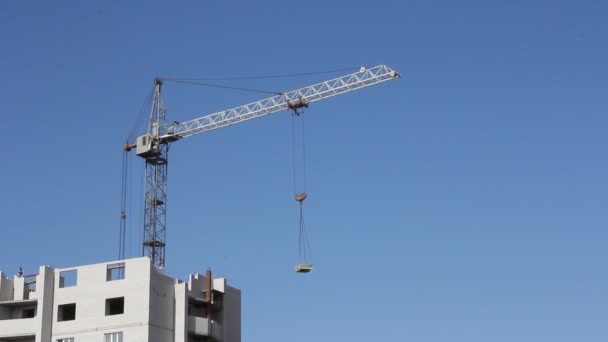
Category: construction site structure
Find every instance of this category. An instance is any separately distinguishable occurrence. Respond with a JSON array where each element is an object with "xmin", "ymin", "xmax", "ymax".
[
  {"xmin": 0, "ymin": 258, "xmax": 240, "ymax": 342},
  {"xmin": 124, "ymin": 65, "xmax": 400, "ymax": 269}
]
